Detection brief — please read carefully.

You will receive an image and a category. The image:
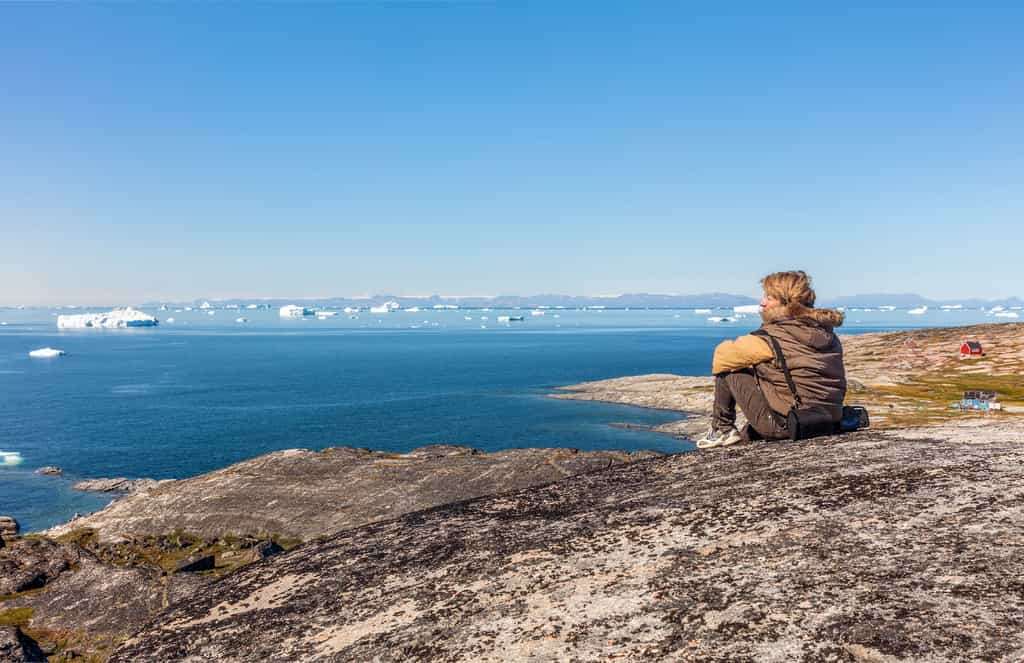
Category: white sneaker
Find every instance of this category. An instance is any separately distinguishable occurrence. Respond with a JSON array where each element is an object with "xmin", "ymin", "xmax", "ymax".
[{"xmin": 697, "ymin": 426, "xmax": 742, "ymax": 449}]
